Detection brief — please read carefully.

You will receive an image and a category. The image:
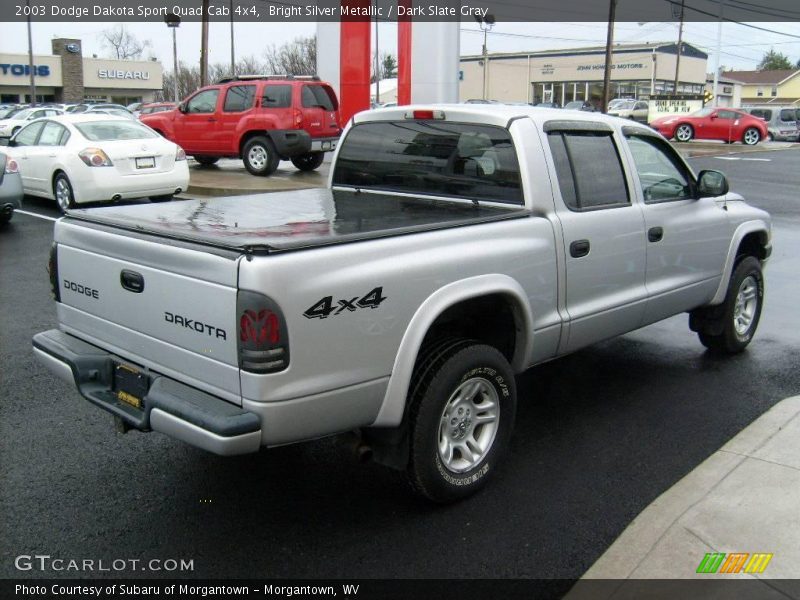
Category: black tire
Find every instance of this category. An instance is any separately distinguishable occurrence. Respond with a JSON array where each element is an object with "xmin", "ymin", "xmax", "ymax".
[
  {"xmin": 242, "ymin": 136, "xmax": 279, "ymax": 176},
  {"xmin": 742, "ymin": 127, "xmax": 761, "ymax": 146},
  {"xmin": 194, "ymin": 156, "xmax": 220, "ymax": 166},
  {"xmin": 694, "ymin": 256, "xmax": 764, "ymax": 354},
  {"xmin": 53, "ymin": 172, "xmax": 75, "ymax": 213},
  {"xmin": 767, "ymin": 133, "xmax": 774, "ymax": 142},
  {"xmin": 0, "ymin": 211, "xmax": 12, "ymax": 226},
  {"xmin": 149, "ymin": 194, "xmax": 173, "ymax": 203},
  {"xmin": 406, "ymin": 340, "xmax": 517, "ymax": 503},
  {"xmin": 674, "ymin": 124, "xmax": 694, "ymax": 142},
  {"xmin": 291, "ymin": 152, "xmax": 325, "ymax": 172}
]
